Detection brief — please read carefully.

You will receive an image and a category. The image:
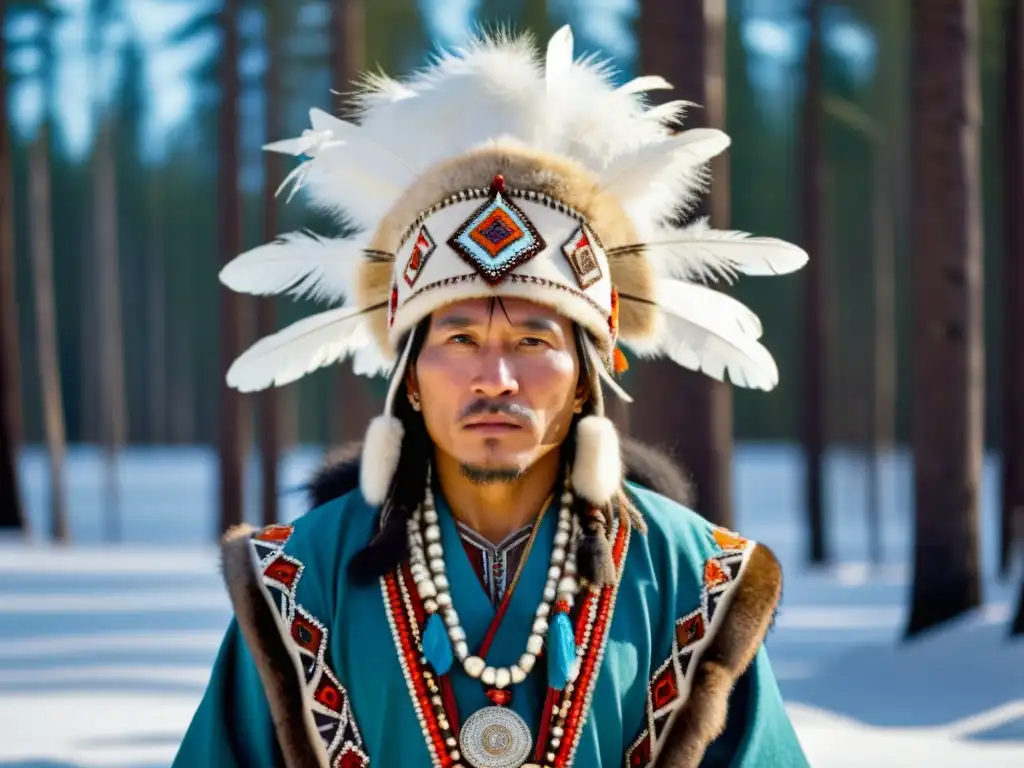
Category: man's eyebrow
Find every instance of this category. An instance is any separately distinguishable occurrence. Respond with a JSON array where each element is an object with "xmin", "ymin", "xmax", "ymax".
[
  {"xmin": 520, "ymin": 317, "xmax": 562, "ymax": 334},
  {"xmin": 432, "ymin": 315, "xmax": 474, "ymax": 331}
]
